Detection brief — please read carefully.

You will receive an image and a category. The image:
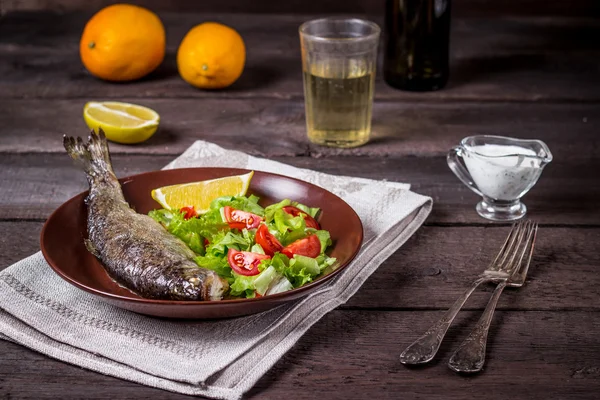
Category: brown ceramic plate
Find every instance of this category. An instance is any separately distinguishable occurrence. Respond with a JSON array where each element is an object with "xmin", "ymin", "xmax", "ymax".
[{"xmin": 40, "ymin": 168, "xmax": 363, "ymax": 319}]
